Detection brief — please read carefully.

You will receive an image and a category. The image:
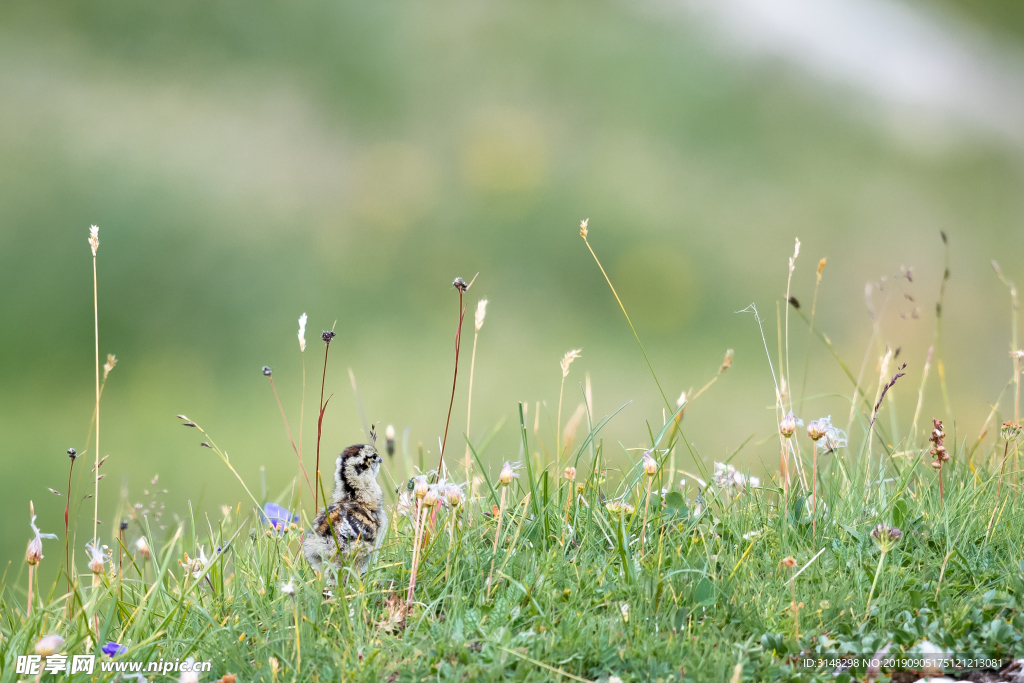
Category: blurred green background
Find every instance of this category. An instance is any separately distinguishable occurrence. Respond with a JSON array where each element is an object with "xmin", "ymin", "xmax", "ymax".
[{"xmin": 2, "ymin": 0, "xmax": 1023, "ymax": 577}]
